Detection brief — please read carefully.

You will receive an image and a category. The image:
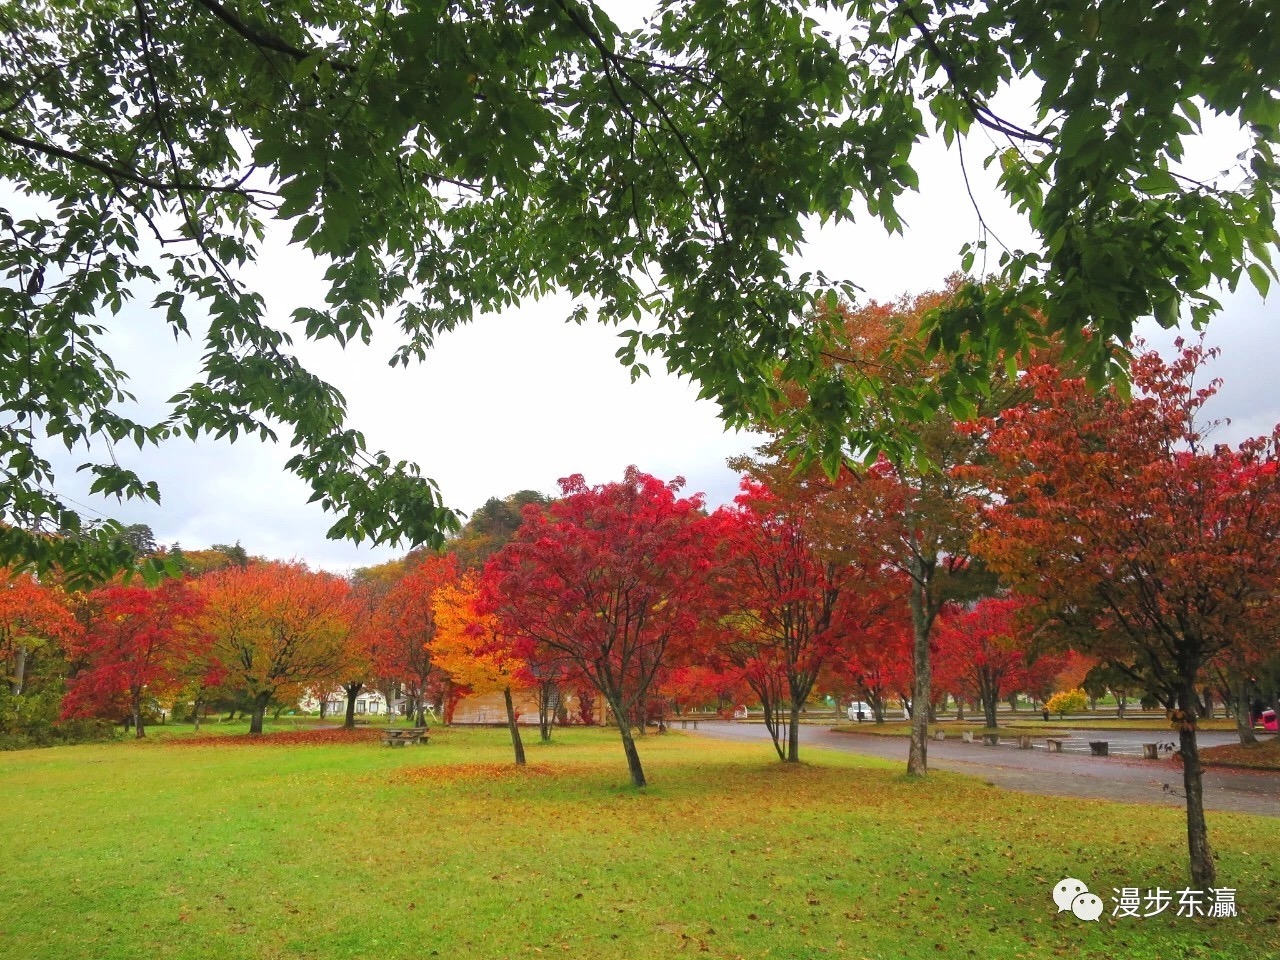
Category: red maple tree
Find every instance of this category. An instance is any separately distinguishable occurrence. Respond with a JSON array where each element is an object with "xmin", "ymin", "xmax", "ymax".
[
  {"xmin": 485, "ymin": 467, "xmax": 713, "ymax": 787},
  {"xmin": 371, "ymin": 553, "xmax": 459, "ymax": 726},
  {"xmin": 972, "ymin": 339, "xmax": 1280, "ymax": 885},
  {"xmin": 933, "ymin": 597, "xmax": 1030, "ymax": 729},
  {"xmin": 63, "ymin": 579, "xmax": 205, "ymax": 737},
  {"xmin": 709, "ymin": 479, "xmax": 881, "ymax": 761}
]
